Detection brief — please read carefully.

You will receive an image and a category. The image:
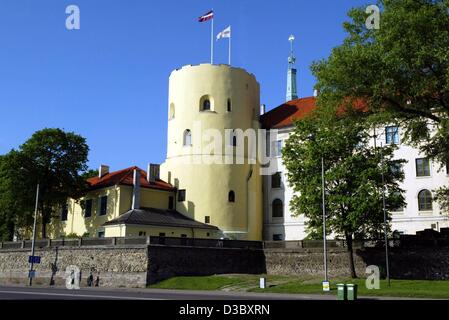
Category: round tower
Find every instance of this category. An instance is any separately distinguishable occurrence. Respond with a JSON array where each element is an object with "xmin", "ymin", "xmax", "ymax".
[{"xmin": 160, "ymin": 64, "xmax": 263, "ymax": 240}]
